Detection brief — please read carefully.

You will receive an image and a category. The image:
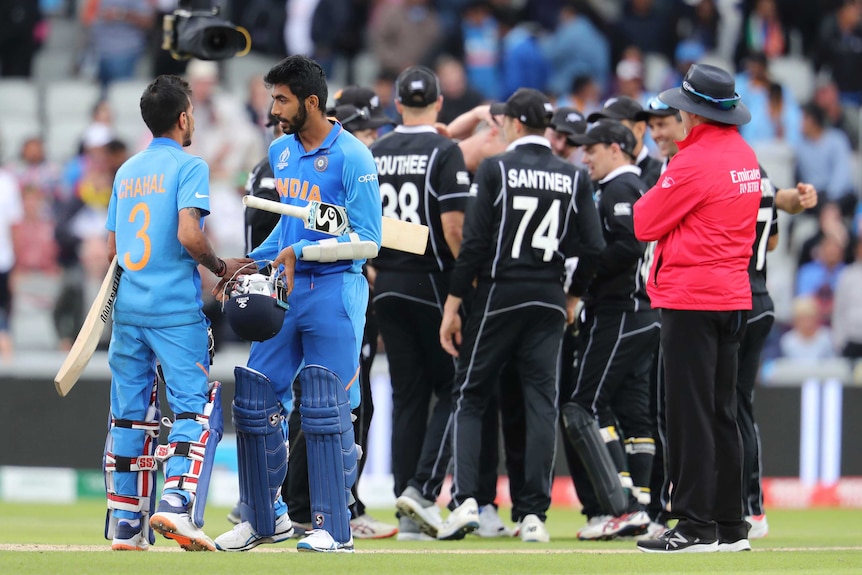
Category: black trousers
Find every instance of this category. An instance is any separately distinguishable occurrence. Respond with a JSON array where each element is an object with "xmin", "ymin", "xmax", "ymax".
[
  {"xmin": 451, "ymin": 283, "xmax": 563, "ymax": 521},
  {"xmin": 373, "ymin": 271, "xmax": 455, "ymax": 500},
  {"xmin": 568, "ymin": 308, "xmax": 660, "ymax": 517},
  {"xmin": 737, "ymin": 293, "xmax": 773, "ymax": 517},
  {"xmin": 647, "ymin": 341, "xmax": 671, "ymax": 524},
  {"xmin": 661, "ymin": 308, "xmax": 748, "ymax": 541}
]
